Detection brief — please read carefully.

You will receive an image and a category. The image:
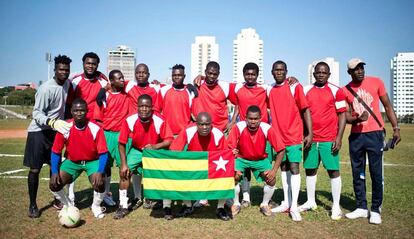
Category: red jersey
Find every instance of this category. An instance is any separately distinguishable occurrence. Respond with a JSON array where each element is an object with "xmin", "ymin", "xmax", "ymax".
[
  {"xmin": 159, "ymin": 85, "xmax": 194, "ymax": 135},
  {"xmin": 170, "ymin": 124, "xmax": 227, "ymax": 151},
  {"xmin": 93, "ymin": 91, "xmax": 129, "ymax": 132},
  {"xmin": 231, "ymin": 83, "xmax": 269, "ymax": 122},
  {"xmin": 304, "ymin": 83, "xmax": 346, "ymax": 142},
  {"xmin": 71, "ymin": 73, "xmax": 108, "ymax": 120},
  {"xmin": 343, "ymin": 76, "xmax": 387, "ymax": 133},
  {"xmin": 267, "ymin": 80, "xmax": 309, "ymax": 146},
  {"xmin": 124, "ymin": 81, "xmax": 161, "ymax": 115},
  {"xmin": 228, "ymin": 121, "xmax": 285, "ymax": 161},
  {"xmin": 192, "ymin": 81, "xmax": 232, "ymax": 131},
  {"xmin": 52, "ymin": 120, "xmax": 108, "ymax": 162},
  {"xmin": 118, "ymin": 112, "xmax": 174, "ymax": 149}
]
